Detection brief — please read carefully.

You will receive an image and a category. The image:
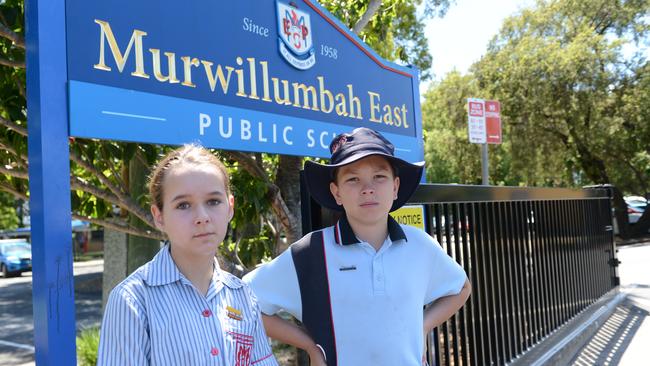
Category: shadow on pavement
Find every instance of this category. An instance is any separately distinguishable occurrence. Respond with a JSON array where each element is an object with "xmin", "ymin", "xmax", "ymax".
[
  {"xmin": 570, "ymin": 298, "xmax": 649, "ymax": 366},
  {"xmin": 0, "ymin": 271, "xmax": 103, "ymax": 365}
]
